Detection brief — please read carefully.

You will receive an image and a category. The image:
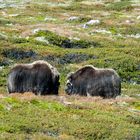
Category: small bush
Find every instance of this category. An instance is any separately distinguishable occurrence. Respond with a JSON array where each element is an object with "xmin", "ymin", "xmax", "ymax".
[
  {"xmin": 43, "ymin": 53, "xmax": 97, "ymax": 65},
  {"xmin": 35, "ymin": 30, "xmax": 101, "ymax": 48},
  {"xmin": 11, "ymin": 38, "xmax": 29, "ymax": 44},
  {"xmin": 2, "ymin": 49, "xmax": 37, "ymax": 59},
  {"xmin": 0, "ymin": 59, "xmax": 11, "ymax": 66}
]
